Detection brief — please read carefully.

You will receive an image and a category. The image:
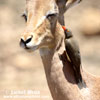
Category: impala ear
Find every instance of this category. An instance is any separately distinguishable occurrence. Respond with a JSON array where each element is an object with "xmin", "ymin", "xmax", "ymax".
[
  {"xmin": 55, "ymin": 0, "xmax": 82, "ymax": 13},
  {"xmin": 65, "ymin": 0, "xmax": 82, "ymax": 10},
  {"xmin": 49, "ymin": 0, "xmax": 59, "ymax": 14},
  {"xmin": 55, "ymin": 0, "xmax": 67, "ymax": 8}
]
